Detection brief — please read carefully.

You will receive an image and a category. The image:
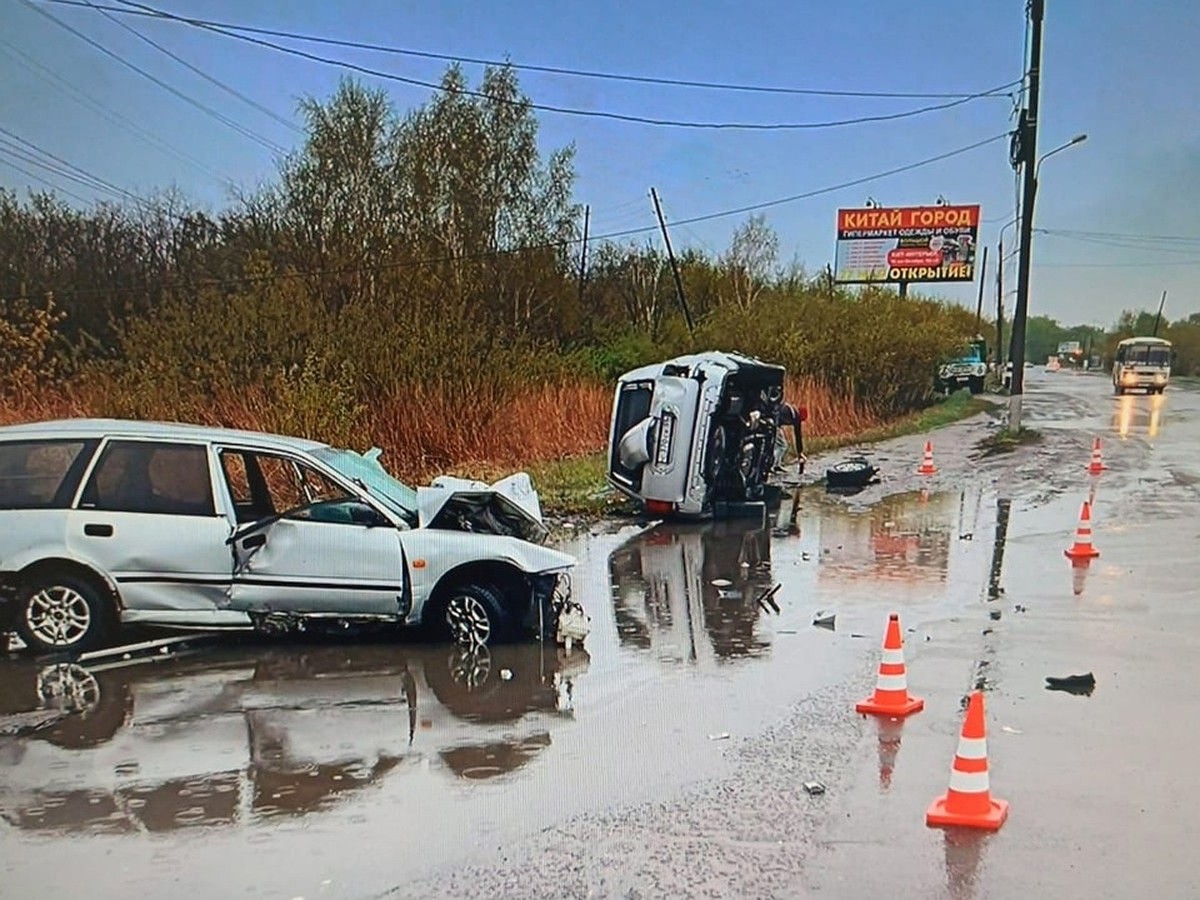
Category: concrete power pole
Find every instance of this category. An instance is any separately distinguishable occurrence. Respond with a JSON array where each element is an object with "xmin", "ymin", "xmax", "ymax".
[{"xmin": 1008, "ymin": 0, "xmax": 1045, "ymax": 433}]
